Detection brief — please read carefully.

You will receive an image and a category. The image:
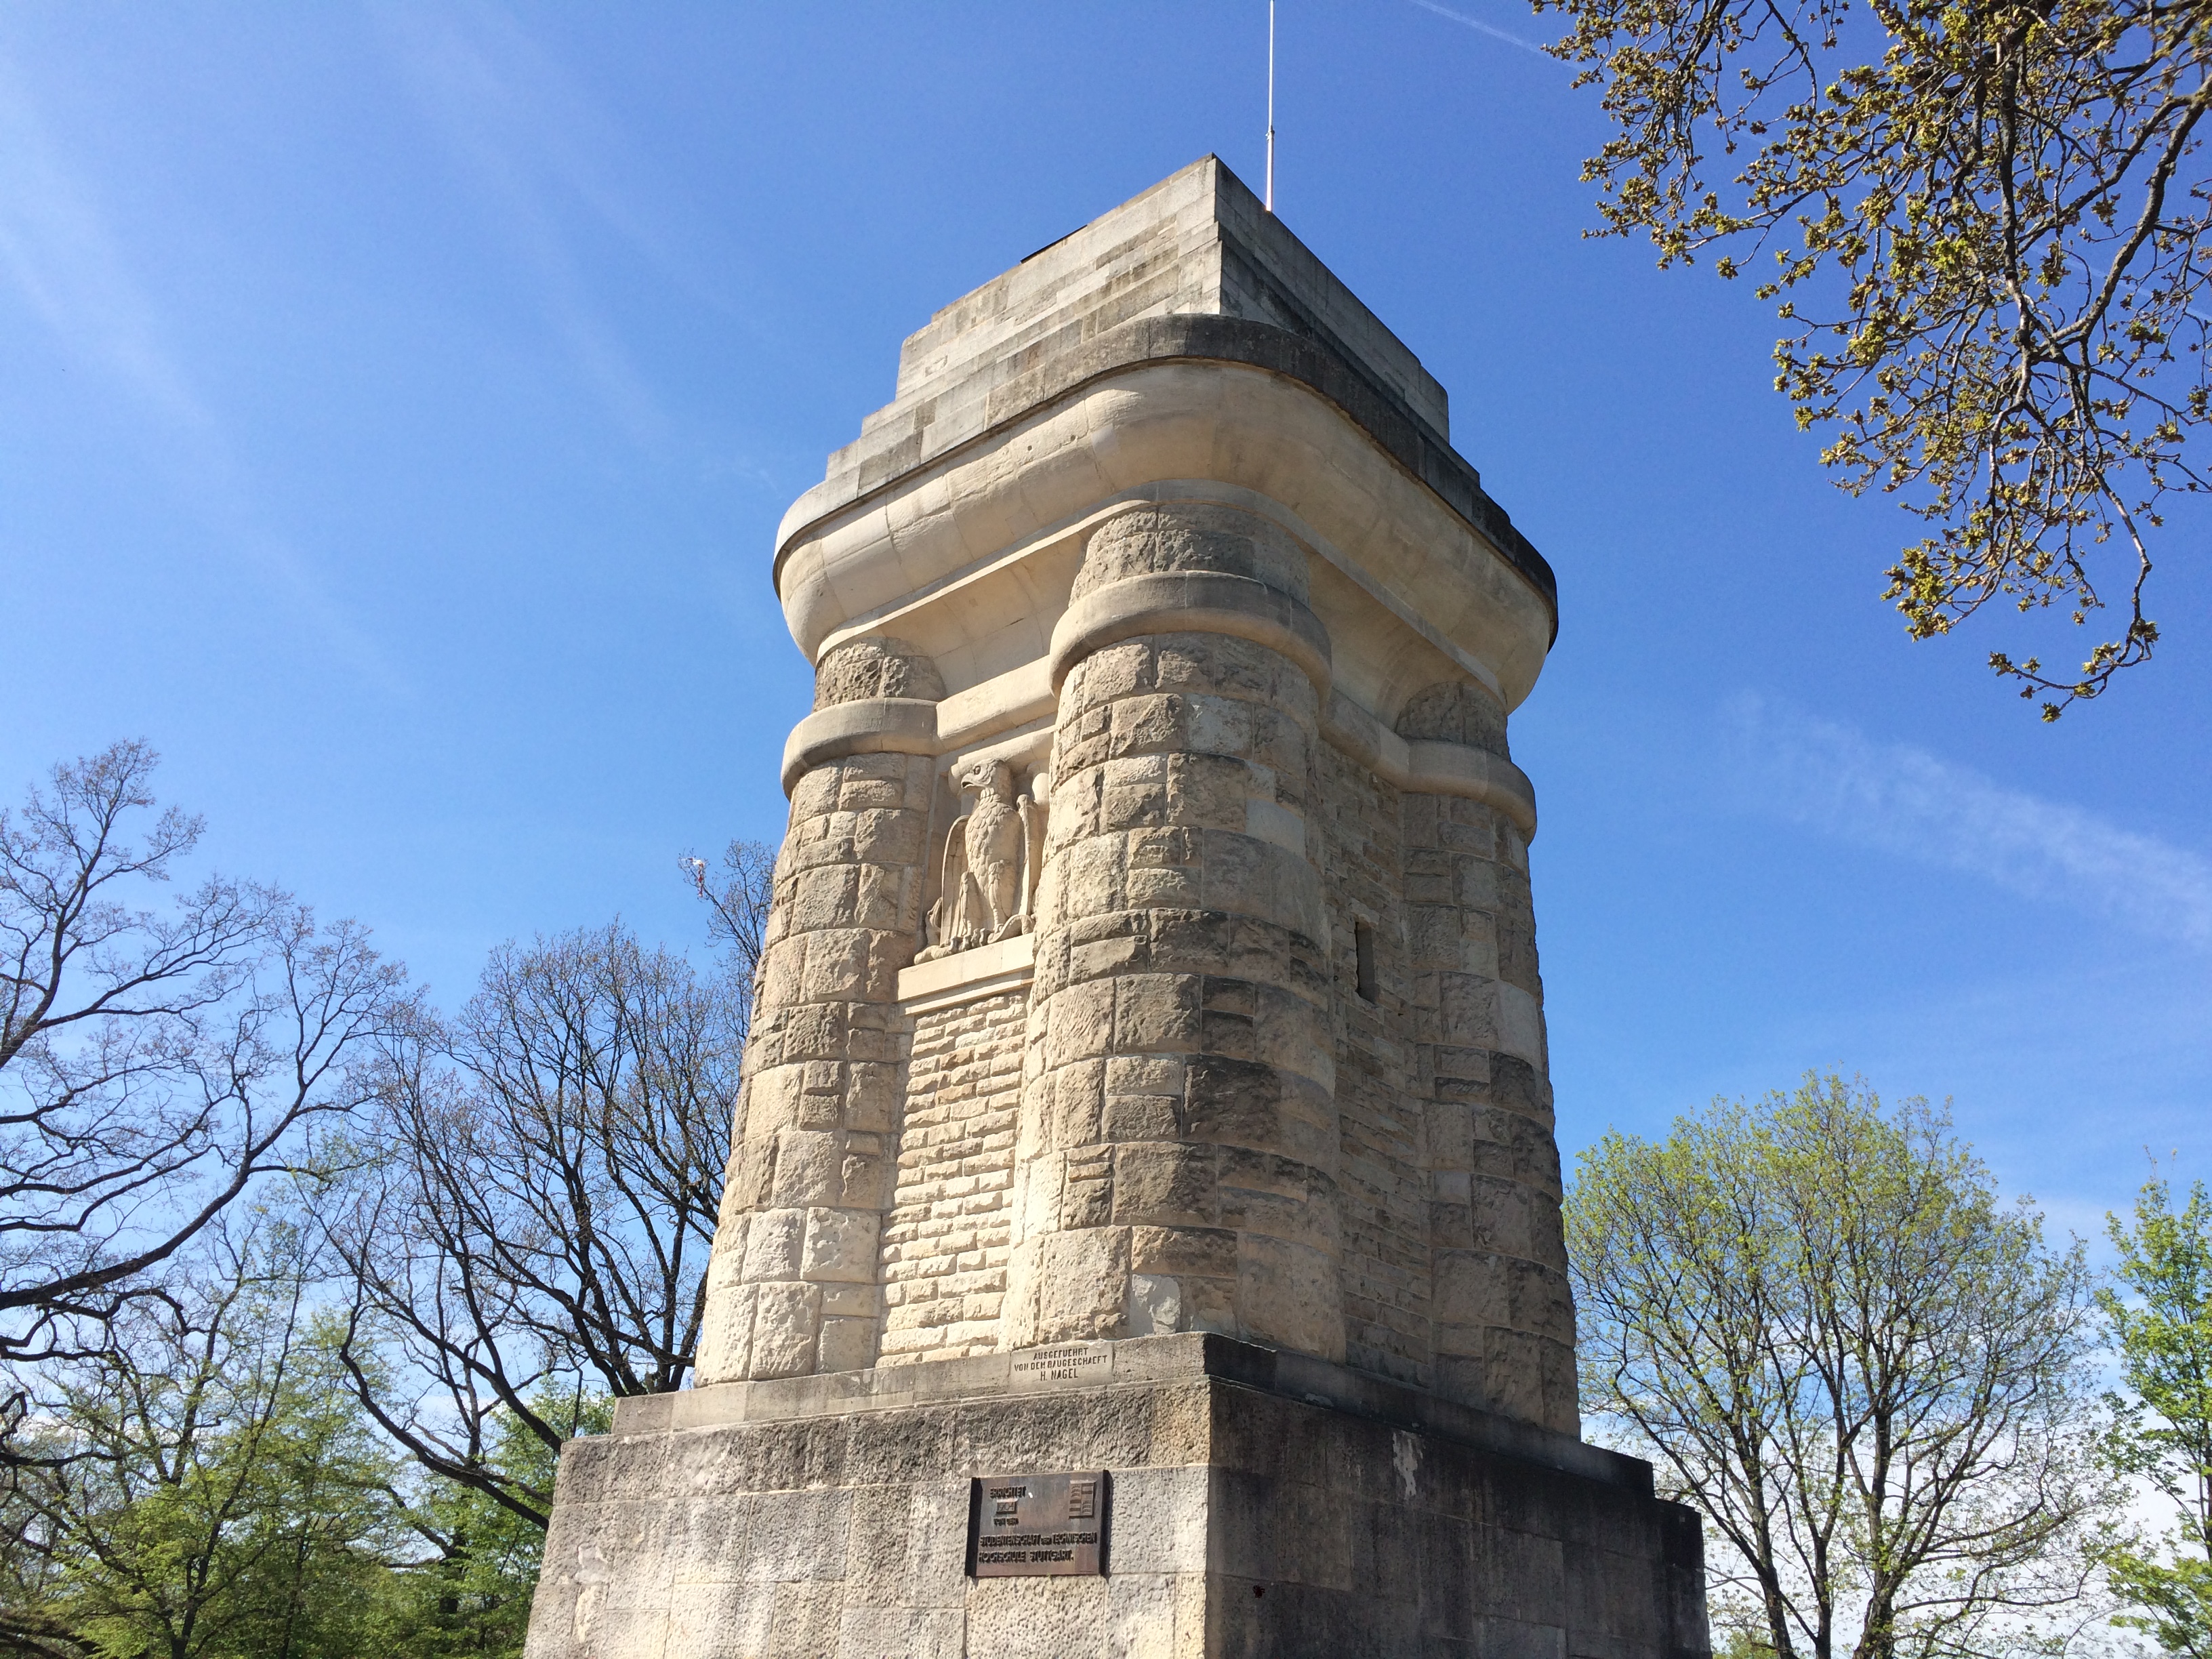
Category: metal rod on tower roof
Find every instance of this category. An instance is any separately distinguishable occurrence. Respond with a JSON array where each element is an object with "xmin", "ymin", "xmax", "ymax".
[{"xmin": 1265, "ymin": 0, "xmax": 1276, "ymax": 211}]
